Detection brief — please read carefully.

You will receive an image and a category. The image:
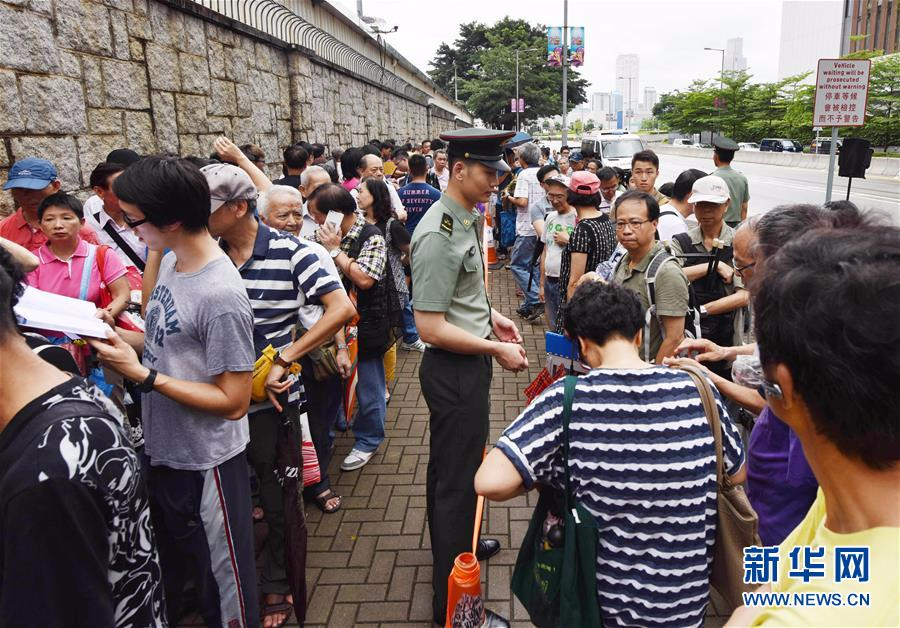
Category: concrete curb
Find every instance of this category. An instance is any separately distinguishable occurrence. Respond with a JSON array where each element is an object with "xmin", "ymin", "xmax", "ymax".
[{"xmin": 649, "ymin": 144, "xmax": 899, "ymax": 178}]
